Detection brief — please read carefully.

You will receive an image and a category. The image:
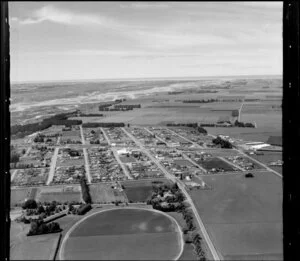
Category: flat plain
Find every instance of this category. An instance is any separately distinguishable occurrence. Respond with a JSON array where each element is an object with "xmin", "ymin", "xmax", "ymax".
[
  {"xmin": 189, "ymin": 171, "xmax": 282, "ymax": 260},
  {"xmin": 61, "ymin": 208, "xmax": 182, "ymax": 260}
]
